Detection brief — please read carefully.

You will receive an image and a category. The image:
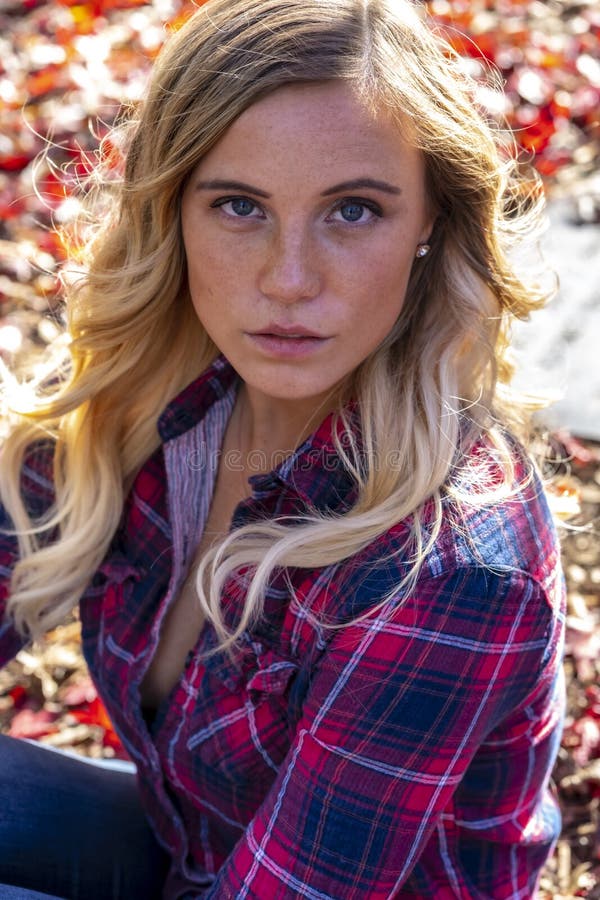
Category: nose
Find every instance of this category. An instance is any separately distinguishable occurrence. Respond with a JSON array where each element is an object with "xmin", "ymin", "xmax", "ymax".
[{"xmin": 257, "ymin": 225, "xmax": 321, "ymax": 304}]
